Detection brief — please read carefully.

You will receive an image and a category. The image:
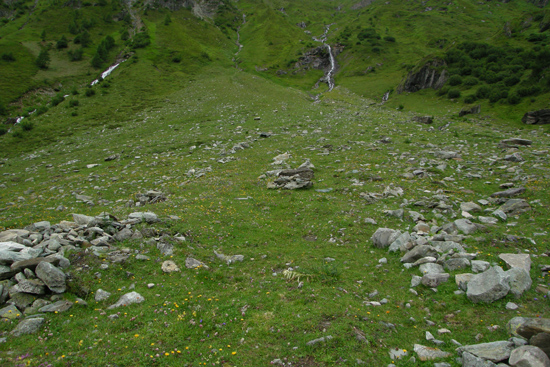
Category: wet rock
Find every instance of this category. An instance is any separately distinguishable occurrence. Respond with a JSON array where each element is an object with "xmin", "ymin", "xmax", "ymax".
[
  {"xmin": 35, "ymin": 262, "xmax": 66, "ymax": 293},
  {"xmin": 509, "ymin": 345, "xmax": 550, "ymax": 367},
  {"xmin": 107, "ymin": 291, "xmax": 144, "ymax": 309},
  {"xmin": 467, "ymin": 266, "xmax": 510, "ymax": 303},
  {"xmin": 10, "ymin": 317, "xmax": 44, "ymax": 337}
]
